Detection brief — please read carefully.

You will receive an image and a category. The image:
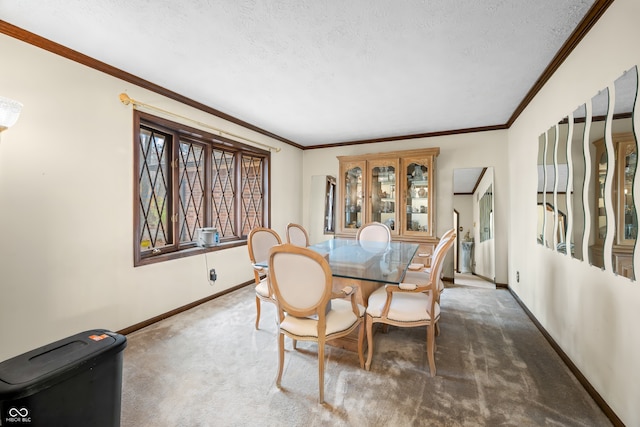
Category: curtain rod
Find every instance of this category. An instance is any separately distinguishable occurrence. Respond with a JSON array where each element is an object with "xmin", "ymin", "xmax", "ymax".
[{"xmin": 118, "ymin": 93, "xmax": 281, "ymax": 152}]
